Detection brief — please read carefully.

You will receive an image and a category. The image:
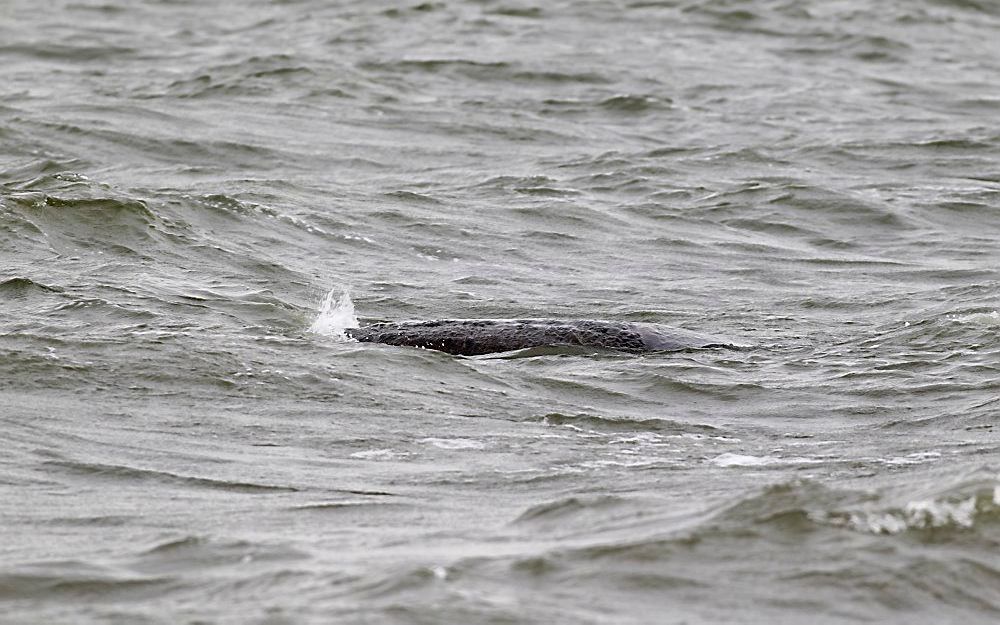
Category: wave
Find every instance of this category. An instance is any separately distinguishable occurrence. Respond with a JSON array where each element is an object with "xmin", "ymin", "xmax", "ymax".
[
  {"xmin": 134, "ymin": 536, "xmax": 308, "ymax": 572},
  {"xmin": 0, "ymin": 566, "xmax": 173, "ymax": 601},
  {"xmin": 359, "ymin": 58, "xmax": 610, "ymax": 85},
  {"xmin": 43, "ymin": 460, "xmax": 300, "ymax": 494},
  {"xmin": 538, "ymin": 412, "xmax": 720, "ymax": 435},
  {"xmin": 396, "ymin": 470, "xmax": 1000, "ymax": 620},
  {"xmin": 813, "ymin": 471, "xmax": 1000, "ymax": 536},
  {"xmin": 0, "ymin": 276, "xmax": 63, "ymax": 297},
  {"xmin": 0, "ymin": 43, "xmax": 135, "ymax": 62},
  {"xmin": 134, "ymin": 54, "xmax": 319, "ymax": 99},
  {"xmin": 512, "ymin": 469, "xmax": 1000, "ymax": 559}
]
